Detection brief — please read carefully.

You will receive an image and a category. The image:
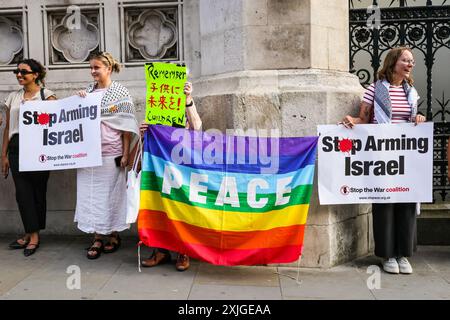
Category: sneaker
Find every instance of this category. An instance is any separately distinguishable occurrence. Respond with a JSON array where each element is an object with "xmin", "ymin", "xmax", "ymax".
[
  {"xmin": 397, "ymin": 257, "xmax": 413, "ymax": 274},
  {"xmin": 382, "ymin": 258, "xmax": 399, "ymax": 274},
  {"xmin": 175, "ymin": 254, "xmax": 190, "ymax": 272}
]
